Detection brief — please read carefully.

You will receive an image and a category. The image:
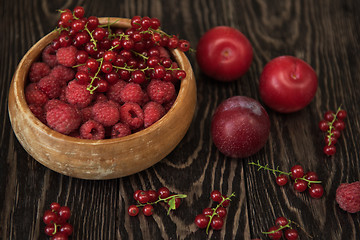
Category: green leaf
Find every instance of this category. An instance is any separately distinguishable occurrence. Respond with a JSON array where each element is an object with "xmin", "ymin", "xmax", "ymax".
[{"xmin": 167, "ymin": 198, "xmax": 176, "ymax": 215}]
